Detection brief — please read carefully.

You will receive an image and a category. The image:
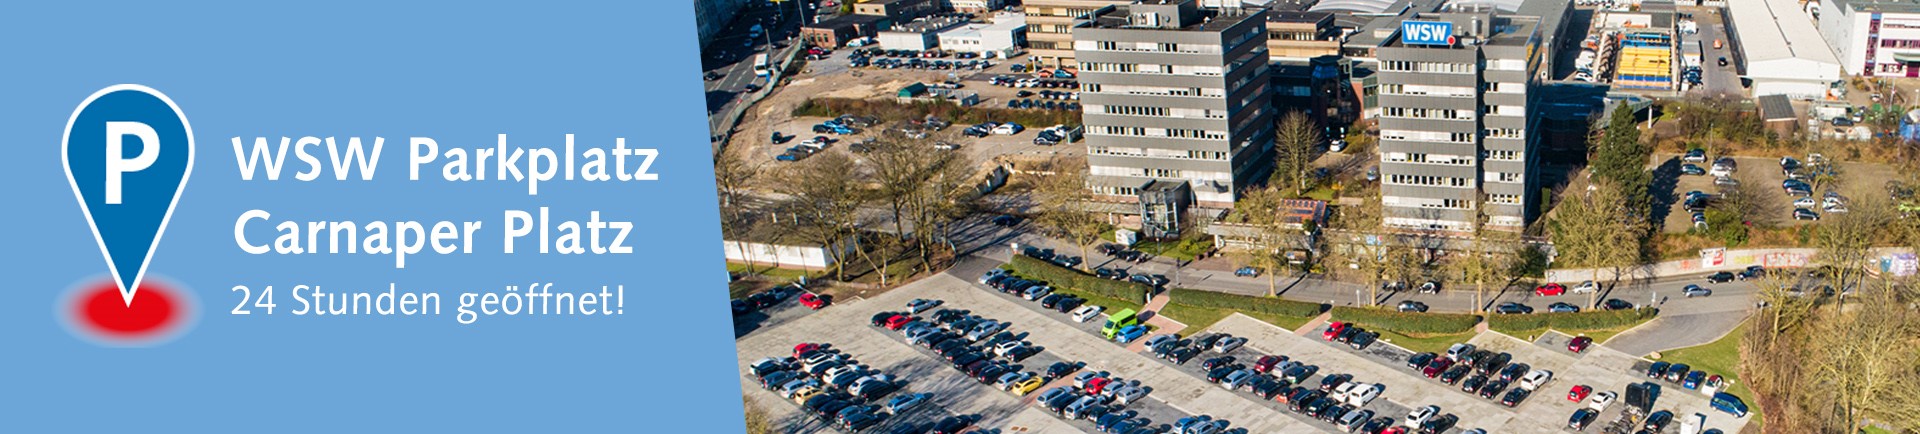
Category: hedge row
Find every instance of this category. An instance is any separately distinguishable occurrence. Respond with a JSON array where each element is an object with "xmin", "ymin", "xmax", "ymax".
[
  {"xmin": 1166, "ymin": 288, "xmax": 1326, "ymax": 318},
  {"xmin": 1487, "ymin": 308, "xmax": 1659, "ymax": 332},
  {"xmin": 1330, "ymin": 307, "xmax": 1482, "ymax": 336},
  {"xmin": 1006, "ymin": 255, "xmax": 1150, "ymax": 304}
]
